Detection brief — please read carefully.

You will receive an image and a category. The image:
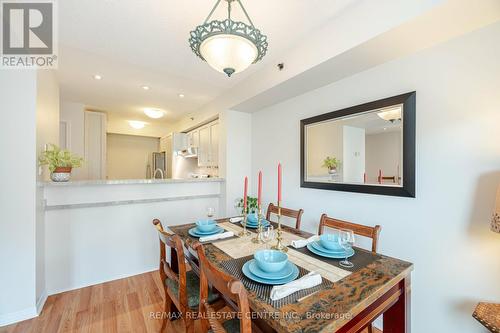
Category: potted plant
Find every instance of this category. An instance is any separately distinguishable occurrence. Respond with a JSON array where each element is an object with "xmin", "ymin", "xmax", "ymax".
[
  {"xmin": 39, "ymin": 144, "xmax": 84, "ymax": 182},
  {"xmin": 235, "ymin": 196, "xmax": 258, "ymax": 215},
  {"xmin": 322, "ymin": 156, "xmax": 341, "ymax": 174}
]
